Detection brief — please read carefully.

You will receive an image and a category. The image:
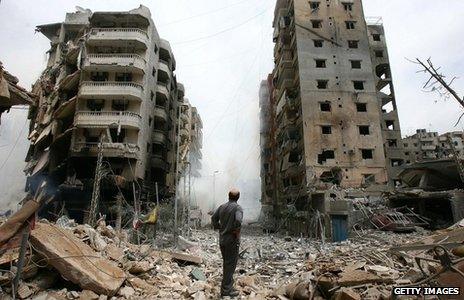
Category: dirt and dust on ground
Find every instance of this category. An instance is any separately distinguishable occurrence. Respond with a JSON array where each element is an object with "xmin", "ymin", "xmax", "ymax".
[{"xmin": 1, "ymin": 201, "xmax": 464, "ymax": 300}]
